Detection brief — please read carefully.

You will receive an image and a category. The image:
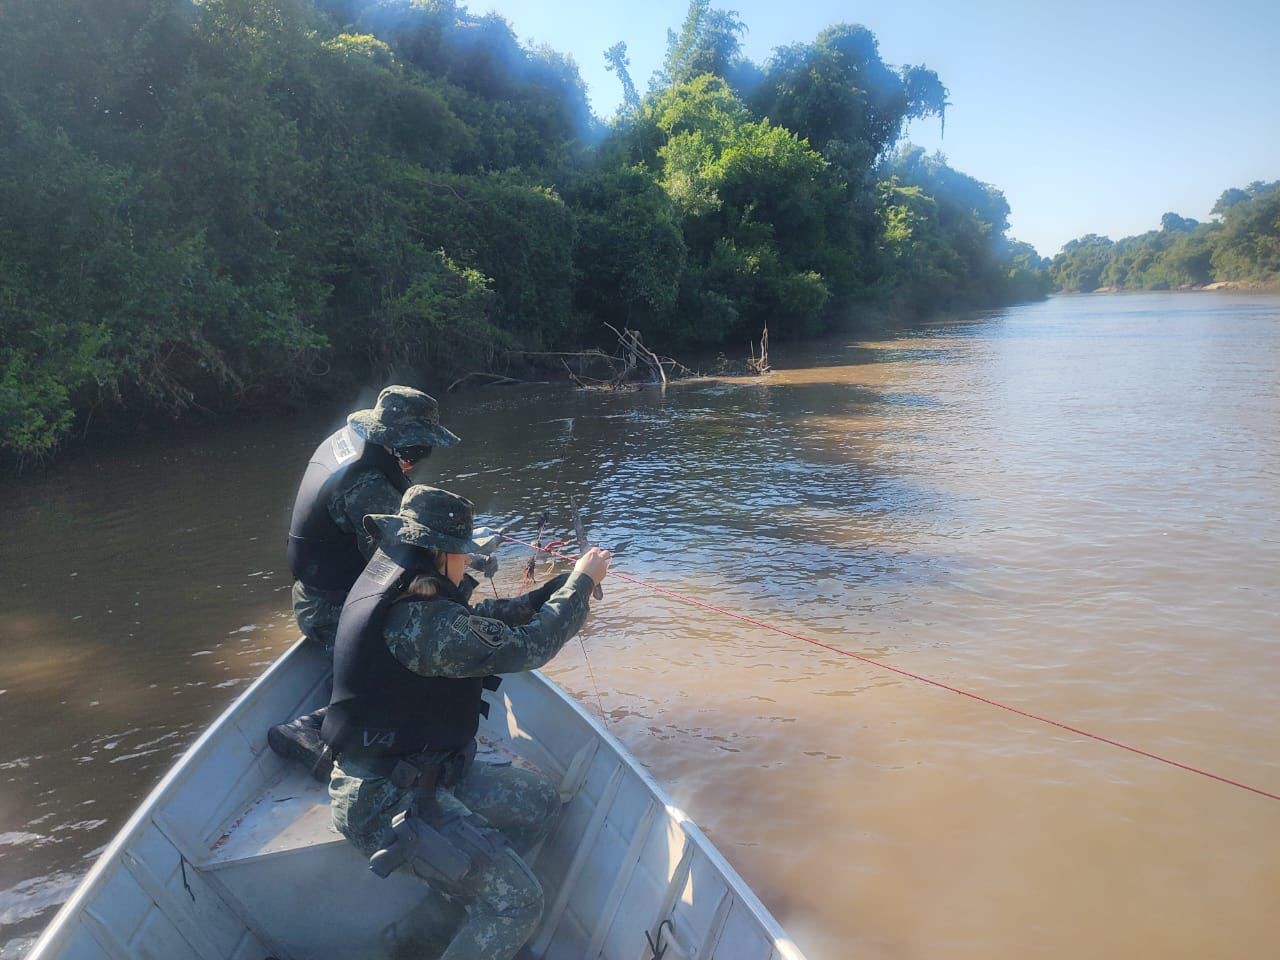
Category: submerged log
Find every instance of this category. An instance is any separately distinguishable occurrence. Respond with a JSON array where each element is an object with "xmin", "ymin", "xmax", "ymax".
[{"xmin": 446, "ymin": 371, "xmax": 529, "ymax": 392}]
